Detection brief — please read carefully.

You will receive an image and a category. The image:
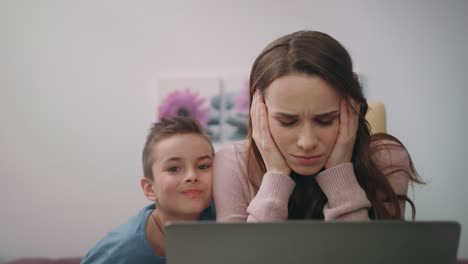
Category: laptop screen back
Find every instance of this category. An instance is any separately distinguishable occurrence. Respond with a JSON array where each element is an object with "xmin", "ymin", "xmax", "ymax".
[{"xmin": 166, "ymin": 221, "xmax": 460, "ymax": 264}]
